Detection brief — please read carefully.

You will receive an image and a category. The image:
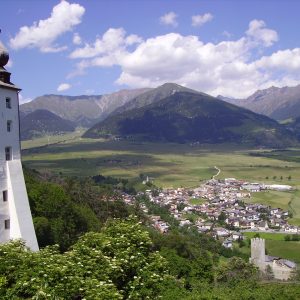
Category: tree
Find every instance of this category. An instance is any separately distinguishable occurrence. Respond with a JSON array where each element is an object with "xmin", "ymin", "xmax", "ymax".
[
  {"xmin": 264, "ymin": 265, "xmax": 275, "ymax": 280},
  {"xmin": 218, "ymin": 212, "xmax": 227, "ymax": 225},
  {"xmin": 0, "ymin": 218, "xmax": 175, "ymax": 299},
  {"xmin": 215, "ymin": 257, "xmax": 258, "ymax": 286}
]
